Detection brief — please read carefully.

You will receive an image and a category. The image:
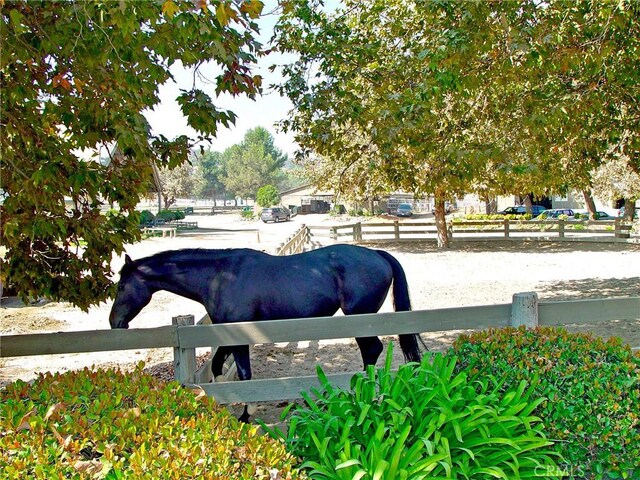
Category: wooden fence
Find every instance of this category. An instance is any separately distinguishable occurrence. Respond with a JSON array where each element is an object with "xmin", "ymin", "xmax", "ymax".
[
  {"xmin": 306, "ymin": 219, "xmax": 635, "ymax": 244},
  {"xmin": 2, "ymin": 294, "xmax": 638, "ymax": 405},
  {"xmin": 275, "ymin": 224, "xmax": 311, "ymax": 256}
]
